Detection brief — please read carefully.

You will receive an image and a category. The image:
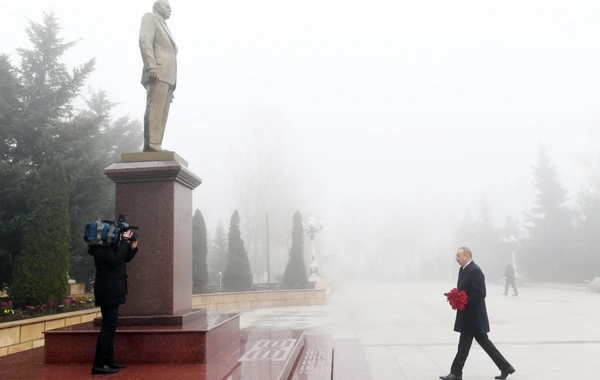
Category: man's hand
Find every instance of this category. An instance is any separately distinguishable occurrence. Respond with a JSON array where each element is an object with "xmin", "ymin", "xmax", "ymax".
[
  {"xmin": 121, "ymin": 230, "xmax": 138, "ymax": 249},
  {"xmin": 148, "ymin": 68, "xmax": 158, "ymax": 82},
  {"xmin": 121, "ymin": 230, "xmax": 133, "ymax": 240}
]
